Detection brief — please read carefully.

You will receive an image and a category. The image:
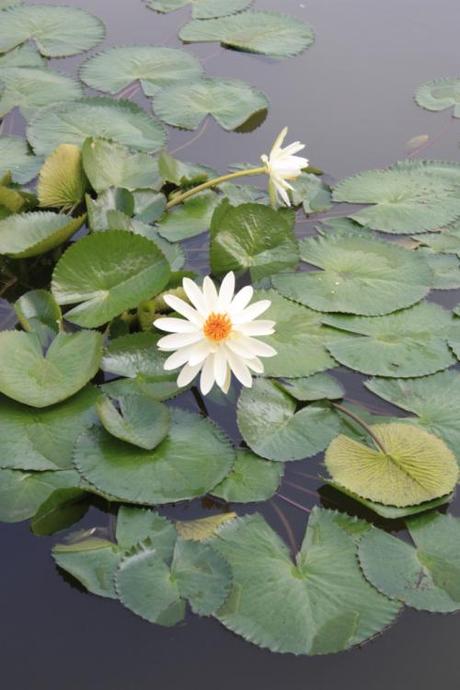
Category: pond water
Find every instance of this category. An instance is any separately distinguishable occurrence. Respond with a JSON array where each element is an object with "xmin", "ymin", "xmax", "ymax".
[{"xmin": 2, "ymin": 0, "xmax": 460, "ymax": 687}]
